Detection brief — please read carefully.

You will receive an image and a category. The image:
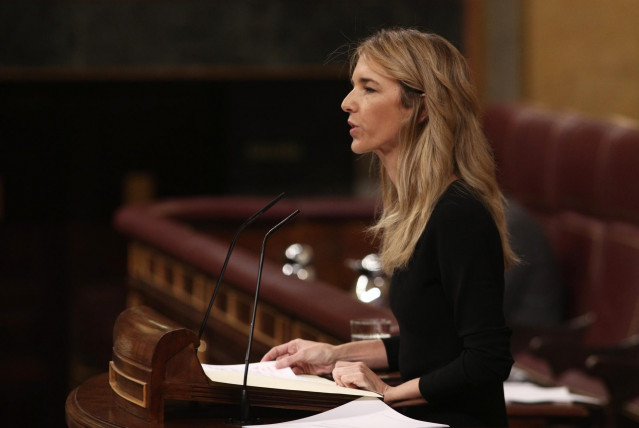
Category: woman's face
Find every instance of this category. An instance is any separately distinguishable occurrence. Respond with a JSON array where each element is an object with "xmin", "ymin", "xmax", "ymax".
[{"xmin": 341, "ymin": 56, "xmax": 412, "ymax": 156}]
